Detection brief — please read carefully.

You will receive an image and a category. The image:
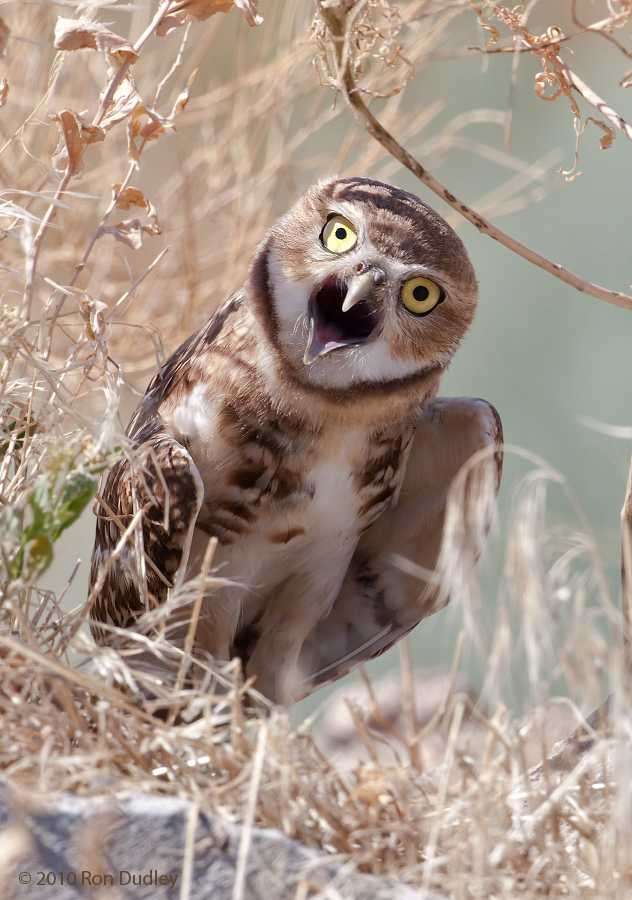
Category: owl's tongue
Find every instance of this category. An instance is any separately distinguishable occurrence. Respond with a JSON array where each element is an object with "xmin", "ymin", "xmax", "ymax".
[{"xmin": 304, "ymin": 276, "xmax": 379, "ymax": 365}]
